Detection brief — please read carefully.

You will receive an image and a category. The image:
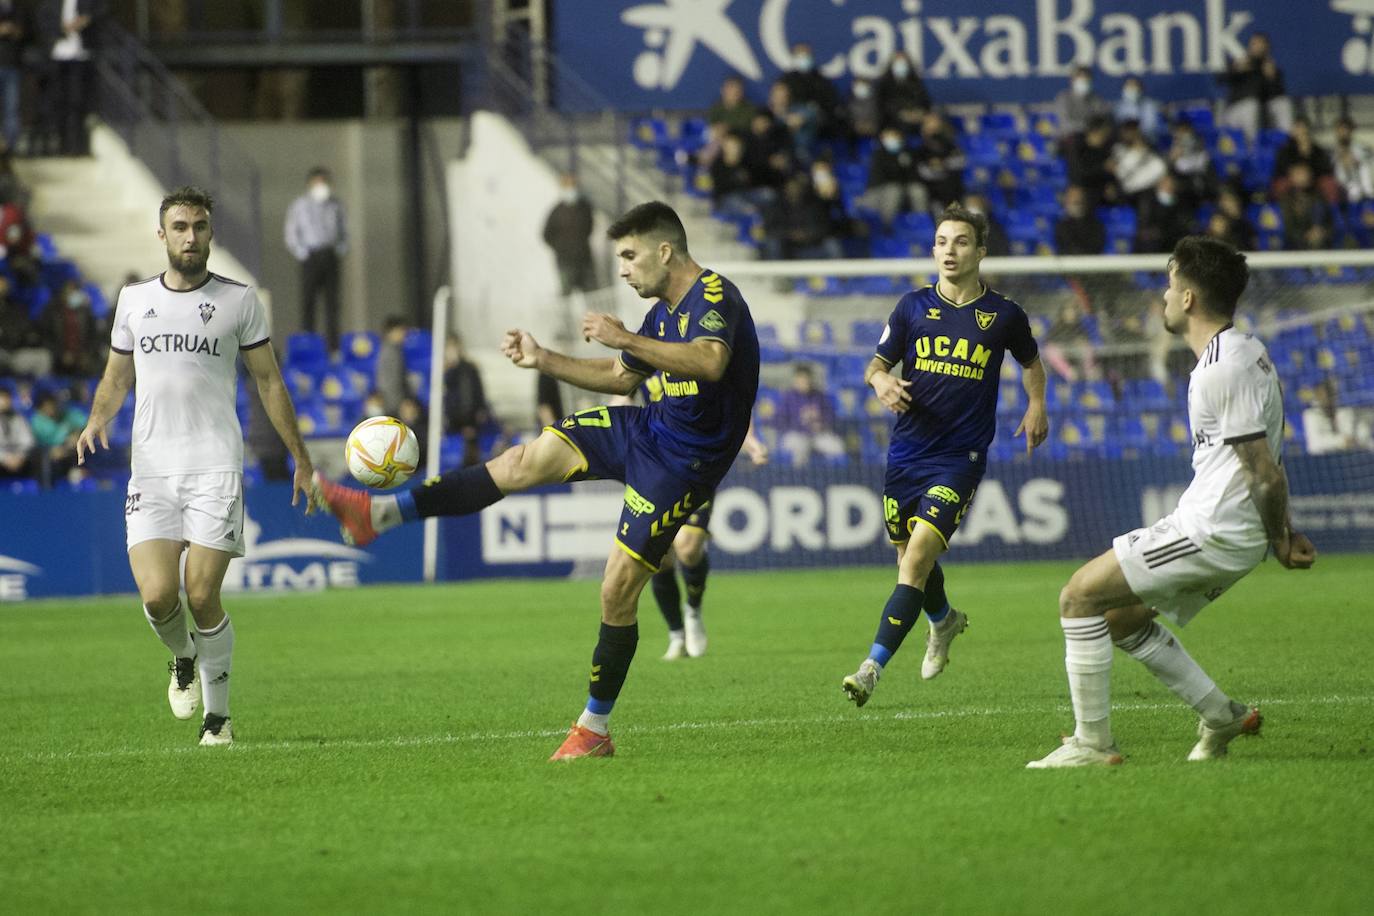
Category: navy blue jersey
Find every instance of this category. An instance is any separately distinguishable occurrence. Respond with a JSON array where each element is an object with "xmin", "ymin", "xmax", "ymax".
[
  {"xmin": 874, "ymin": 284, "xmax": 1038, "ymax": 466},
  {"xmin": 620, "ymin": 270, "xmax": 760, "ymax": 482}
]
